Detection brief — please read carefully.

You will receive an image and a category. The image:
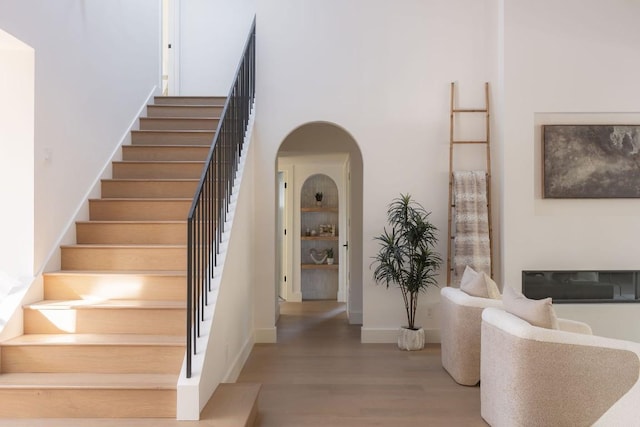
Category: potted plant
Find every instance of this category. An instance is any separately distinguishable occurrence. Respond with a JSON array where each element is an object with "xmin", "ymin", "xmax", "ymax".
[
  {"xmin": 326, "ymin": 248, "xmax": 334, "ymax": 265},
  {"xmin": 371, "ymin": 194, "xmax": 442, "ymax": 350},
  {"xmin": 315, "ymin": 192, "xmax": 323, "ymax": 206}
]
